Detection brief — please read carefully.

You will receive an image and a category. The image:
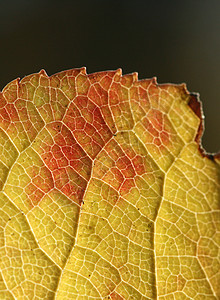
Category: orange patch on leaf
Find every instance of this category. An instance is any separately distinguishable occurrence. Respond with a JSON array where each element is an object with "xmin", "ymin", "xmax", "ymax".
[
  {"xmin": 0, "ymin": 107, "xmax": 11, "ymax": 130},
  {"xmin": 43, "ymin": 122, "xmax": 92, "ymax": 177},
  {"xmin": 53, "ymin": 167, "xmax": 87, "ymax": 204},
  {"xmin": 64, "ymin": 96, "xmax": 112, "ymax": 158},
  {"xmin": 4, "ymin": 103, "xmax": 19, "ymax": 122},
  {"xmin": 120, "ymin": 178, "xmax": 136, "ymax": 196},
  {"xmin": 25, "ymin": 183, "xmax": 45, "ymax": 206},
  {"xmin": 38, "ymin": 122, "xmax": 91, "ymax": 203},
  {"xmin": 22, "ymin": 163, "xmax": 54, "ymax": 206},
  {"xmin": 102, "ymin": 167, "xmax": 124, "ymax": 190},
  {"xmin": 143, "ymin": 109, "xmax": 170, "ymax": 148},
  {"xmin": 116, "ymin": 156, "xmax": 135, "ymax": 178},
  {"xmin": 138, "ymin": 86, "xmax": 151, "ymax": 111},
  {"xmin": 132, "ymin": 155, "xmax": 146, "ymax": 175}
]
